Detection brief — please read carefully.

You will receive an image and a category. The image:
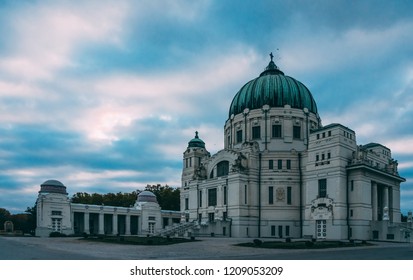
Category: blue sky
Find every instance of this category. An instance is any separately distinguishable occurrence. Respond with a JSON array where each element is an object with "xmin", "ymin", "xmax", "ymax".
[{"xmin": 0, "ymin": 0, "xmax": 412, "ymax": 214}]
